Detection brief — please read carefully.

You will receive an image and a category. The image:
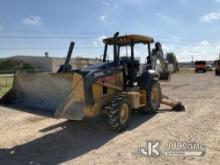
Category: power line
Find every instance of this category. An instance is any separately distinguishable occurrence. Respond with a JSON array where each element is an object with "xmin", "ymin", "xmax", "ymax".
[
  {"xmin": 0, "ymin": 30, "xmax": 219, "ymax": 43},
  {"xmin": 0, "ymin": 30, "xmax": 215, "ymax": 42},
  {"xmin": 0, "ymin": 46, "xmax": 103, "ymax": 50},
  {"xmin": 0, "ymin": 35, "xmax": 218, "ymax": 47},
  {"xmin": 0, "ymin": 35, "xmax": 200, "ymax": 42},
  {"xmin": 0, "ymin": 30, "xmax": 113, "ymax": 35},
  {"xmin": 0, "ymin": 33, "xmax": 219, "ymax": 52},
  {"xmin": 0, "ymin": 35, "xmax": 96, "ymax": 39},
  {"xmin": 0, "ymin": 43, "xmax": 219, "ymax": 49}
]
